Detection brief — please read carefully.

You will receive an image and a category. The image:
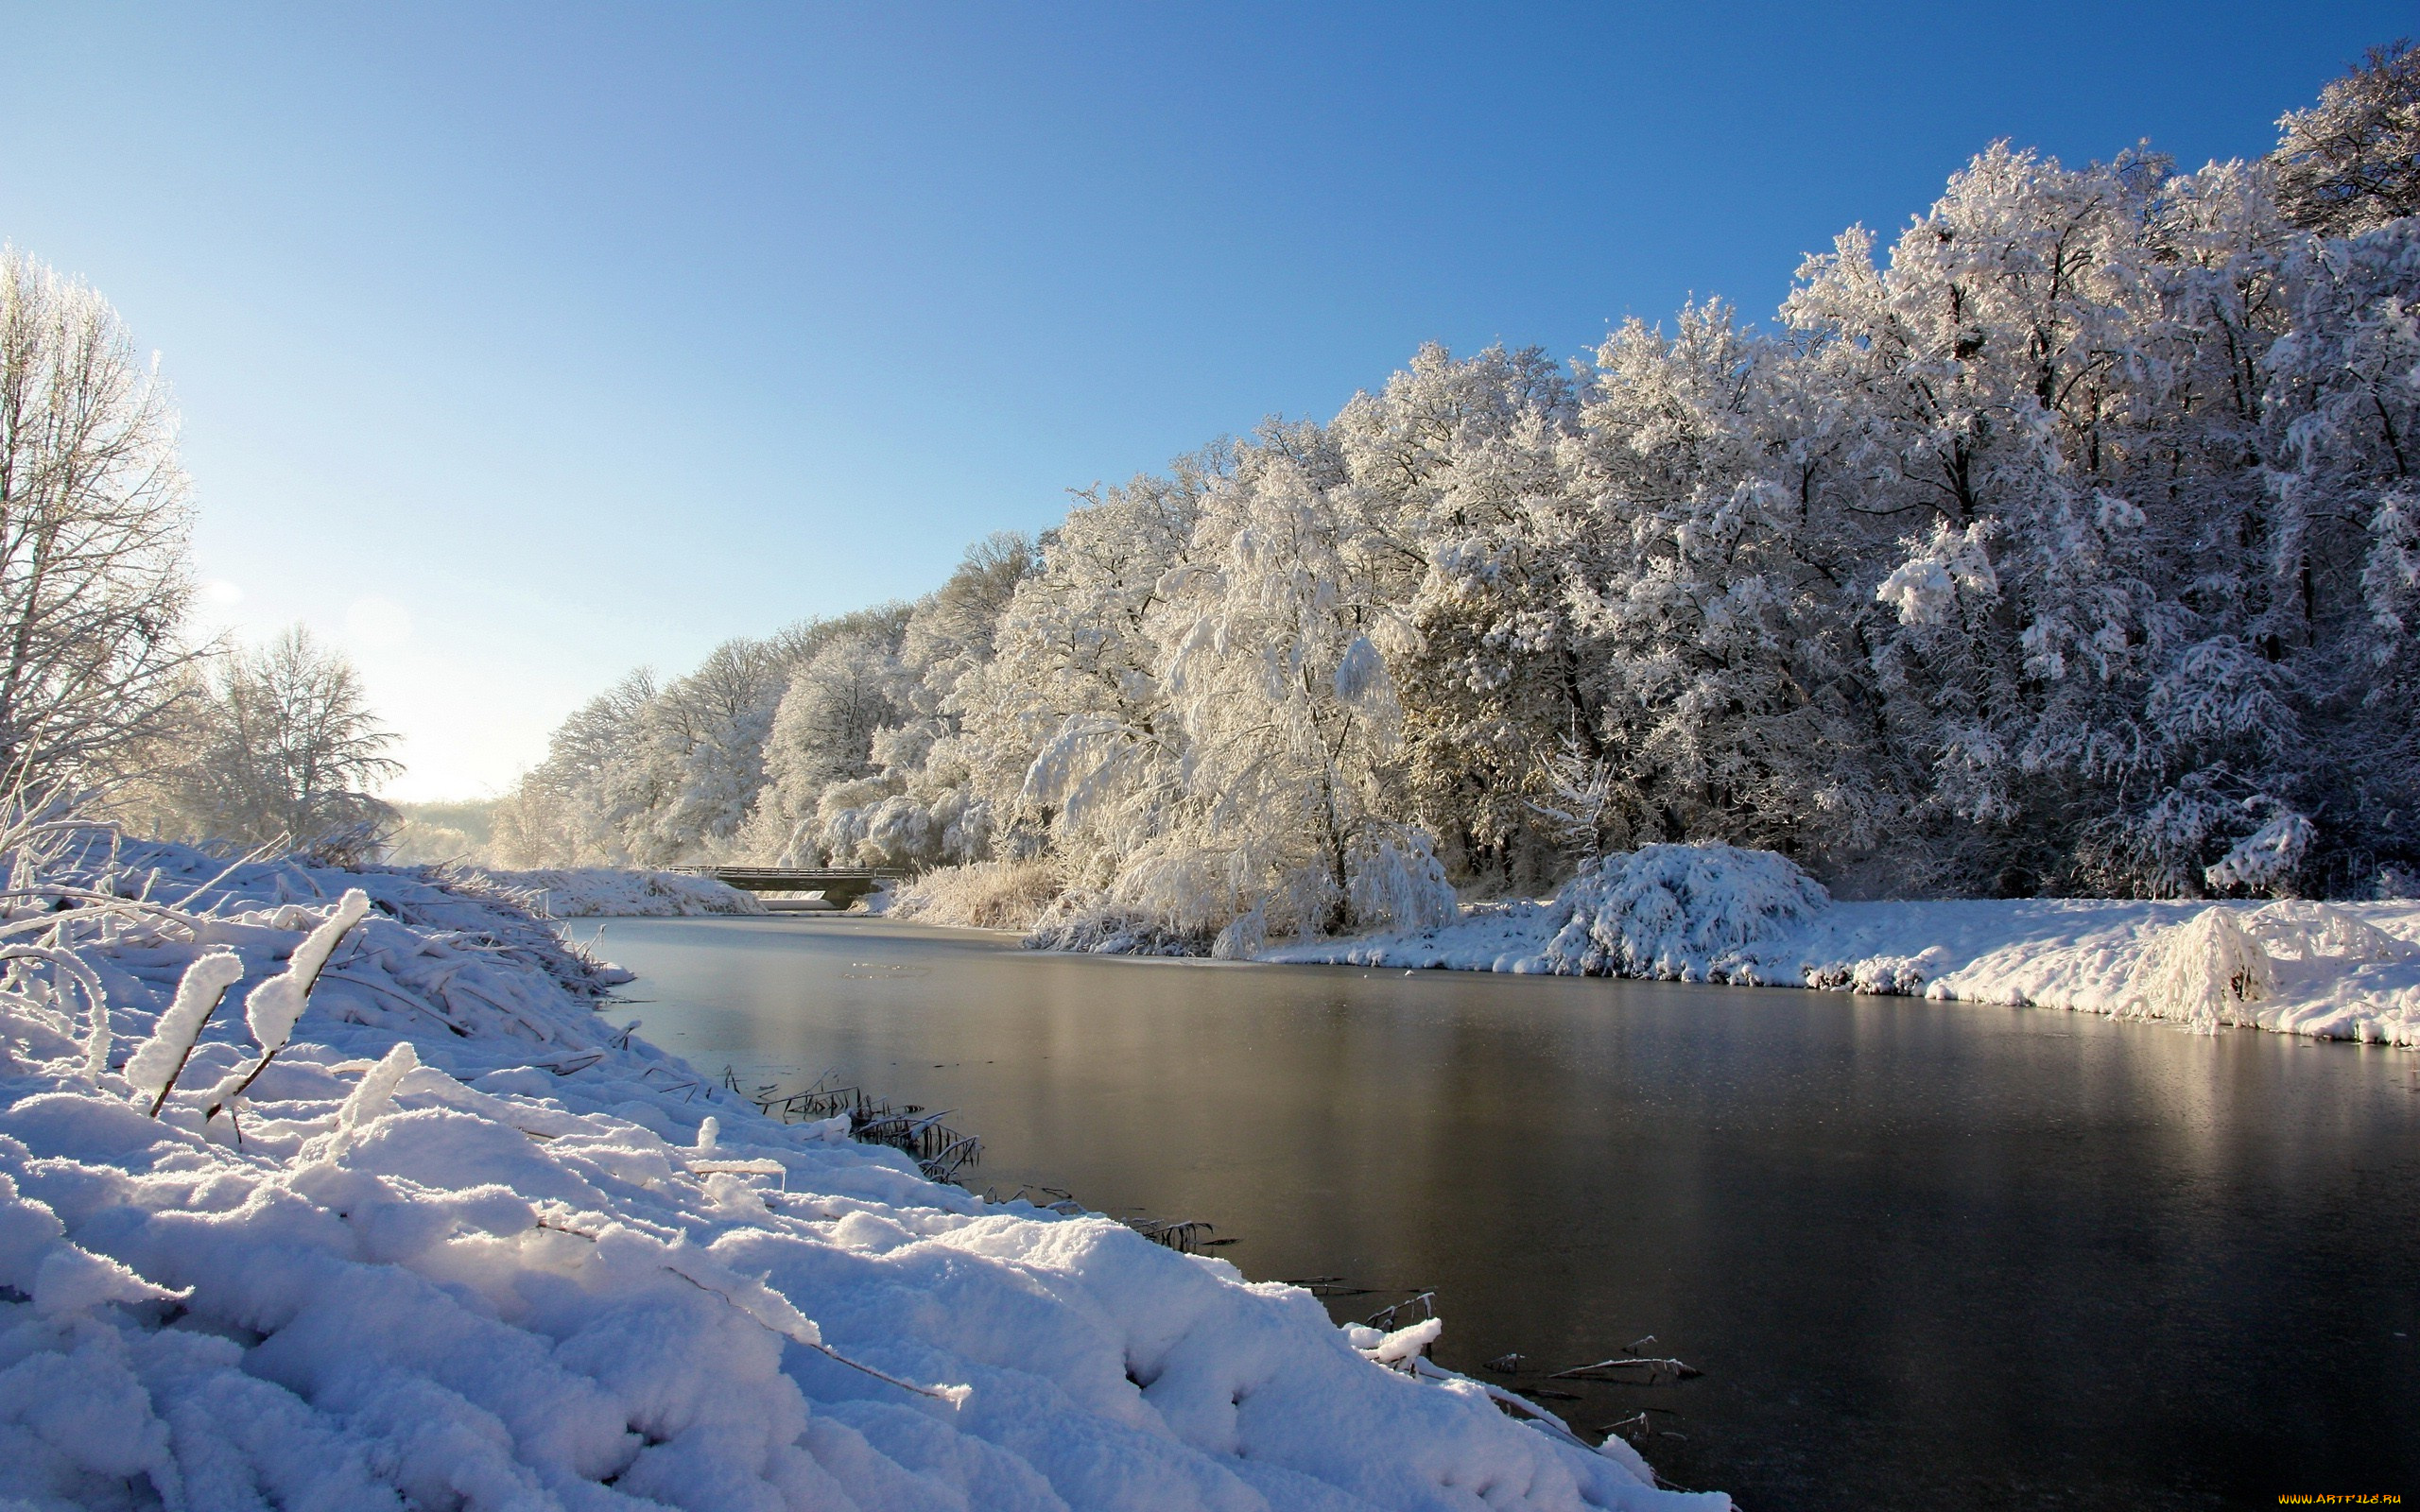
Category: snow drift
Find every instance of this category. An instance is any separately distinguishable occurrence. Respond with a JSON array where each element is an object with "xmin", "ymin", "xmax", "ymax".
[
  {"xmin": 0, "ymin": 814, "xmax": 1721, "ymax": 1511},
  {"xmin": 1268, "ymin": 844, "xmax": 2420, "ymax": 1045}
]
